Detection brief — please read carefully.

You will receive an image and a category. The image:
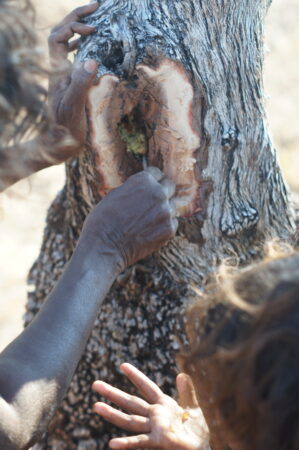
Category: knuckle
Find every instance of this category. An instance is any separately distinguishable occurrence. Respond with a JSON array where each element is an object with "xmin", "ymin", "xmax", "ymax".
[
  {"xmin": 139, "ymin": 171, "xmax": 150, "ymax": 180},
  {"xmin": 50, "ymin": 25, "xmax": 59, "ymax": 34},
  {"xmin": 129, "ymin": 171, "xmax": 152, "ymax": 188},
  {"xmin": 148, "ymin": 404, "xmax": 156, "ymax": 415},
  {"xmin": 128, "ymin": 414, "xmax": 135, "ymax": 424},
  {"xmin": 155, "ymin": 187, "xmax": 168, "ymax": 202},
  {"xmin": 107, "ymin": 410, "xmax": 114, "ymax": 420},
  {"xmin": 166, "ymin": 220, "xmax": 174, "ymax": 237},
  {"xmin": 74, "ymin": 6, "xmax": 84, "ymax": 17},
  {"xmin": 127, "ymin": 393, "xmax": 135, "ymax": 403},
  {"xmin": 73, "ymin": 6, "xmax": 81, "ymax": 15},
  {"xmin": 160, "ymin": 202, "xmax": 171, "ymax": 218},
  {"xmin": 68, "ymin": 22, "xmax": 78, "ymax": 33},
  {"xmin": 138, "ymin": 171, "xmax": 152, "ymax": 183},
  {"xmin": 130, "ymin": 171, "xmax": 145, "ymax": 181},
  {"xmin": 161, "ymin": 216, "xmax": 177, "ymax": 239},
  {"xmin": 167, "ymin": 179, "xmax": 176, "ymax": 194}
]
